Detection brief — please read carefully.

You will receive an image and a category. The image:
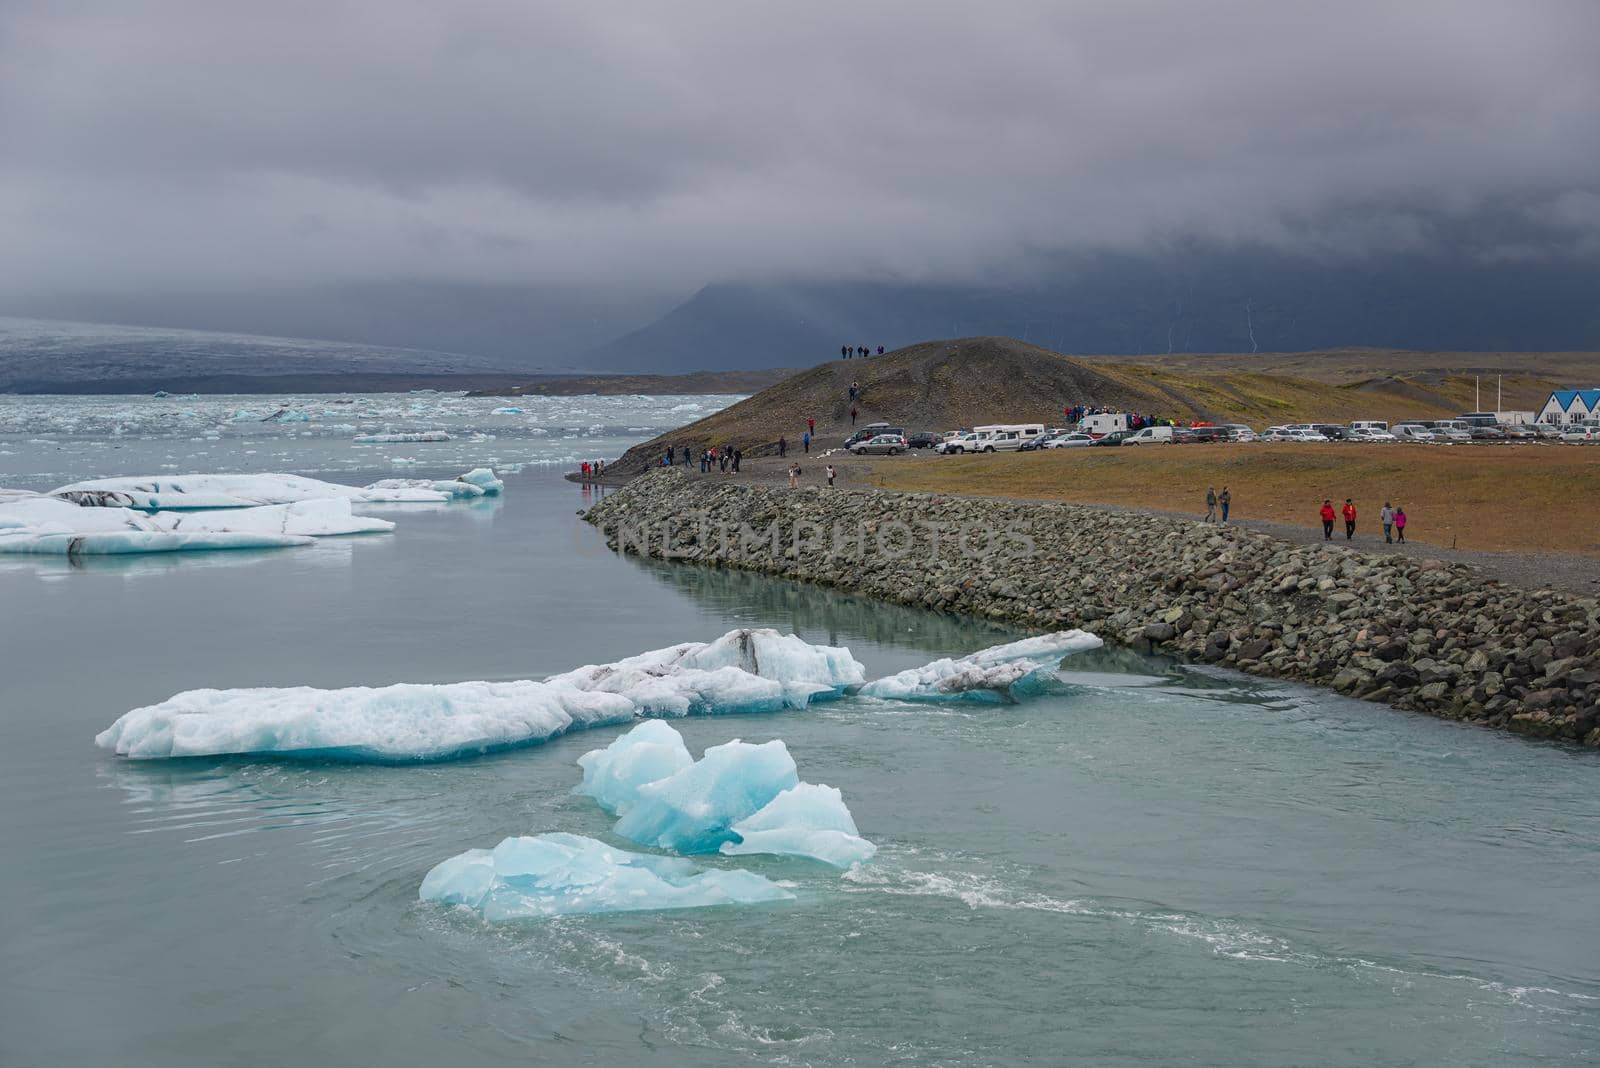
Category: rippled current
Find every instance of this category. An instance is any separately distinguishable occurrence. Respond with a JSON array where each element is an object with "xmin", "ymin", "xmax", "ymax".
[{"xmin": 1, "ymin": 395, "xmax": 1597, "ymax": 1066}]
